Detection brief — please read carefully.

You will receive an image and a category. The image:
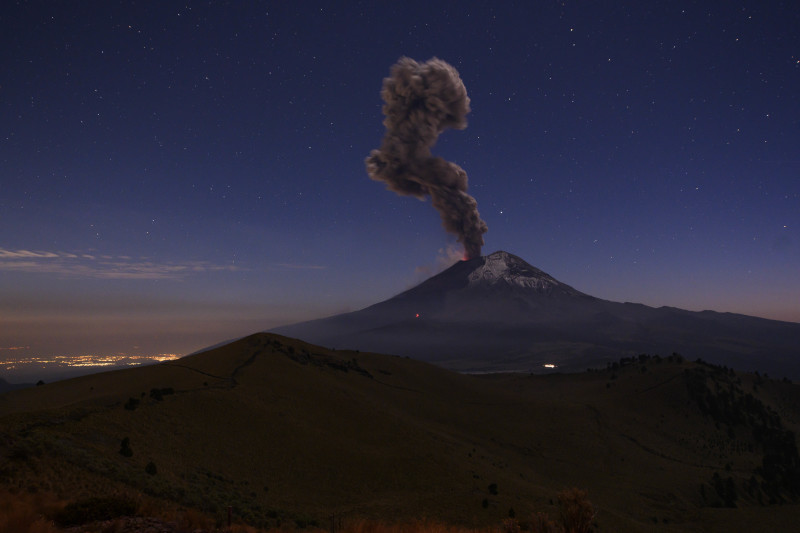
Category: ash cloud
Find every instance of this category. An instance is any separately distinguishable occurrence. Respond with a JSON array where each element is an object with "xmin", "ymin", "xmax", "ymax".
[{"xmin": 365, "ymin": 57, "xmax": 488, "ymax": 260}]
